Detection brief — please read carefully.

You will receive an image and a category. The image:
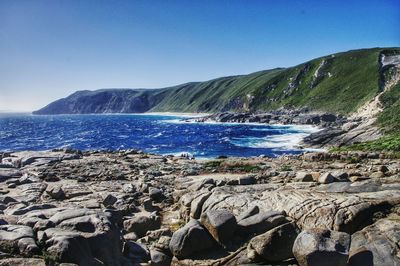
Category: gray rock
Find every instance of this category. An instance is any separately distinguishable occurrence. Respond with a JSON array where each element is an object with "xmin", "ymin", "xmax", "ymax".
[
  {"xmin": 350, "ymin": 218, "xmax": 400, "ymax": 266},
  {"xmin": 200, "ymin": 209, "xmax": 237, "ymax": 245},
  {"xmin": 190, "ymin": 191, "xmax": 211, "ymax": 219},
  {"xmin": 150, "ymin": 248, "xmax": 171, "ymax": 266},
  {"xmin": 5, "ymin": 203, "xmax": 56, "ymax": 216},
  {"xmin": 123, "ymin": 241, "xmax": 150, "ymax": 264},
  {"xmin": 247, "ymin": 222, "xmax": 299, "ymax": 262},
  {"xmin": 102, "ymin": 194, "xmax": 118, "ymax": 207},
  {"xmin": 149, "ymin": 187, "xmax": 164, "ymax": 201},
  {"xmin": 0, "ymin": 169, "xmax": 22, "ymax": 182},
  {"xmin": 169, "ymin": 219, "xmax": 215, "ymax": 259},
  {"xmin": 292, "ymin": 228, "xmax": 351, "ymax": 266},
  {"xmin": 238, "ymin": 175, "xmax": 256, "ymax": 185},
  {"xmin": 0, "ymin": 225, "xmax": 39, "ymax": 256},
  {"xmin": 348, "ymin": 246, "xmax": 373, "ymax": 266},
  {"xmin": 0, "ymin": 258, "xmax": 46, "ymax": 266},
  {"xmin": 46, "ymin": 185, "xmax": 66, "ymax": 200},
  {"xmin": 123, "ymin": 214, "xmax": 161, "ymax": 237},
  {"xmin": 295, "ymin": 172, "xmax": 314, "ymax": 182},
  {"xmin": 43, "ymin": 211, "xmax": 122, "ymax": 265},
  {"xmin": 318, "ymin": 172, "xmax": 335, "ymax": 184},
  {"xmin": 237, "ymin": 210, "xmax": 287, "ymax": 236}
]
